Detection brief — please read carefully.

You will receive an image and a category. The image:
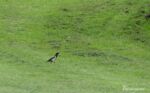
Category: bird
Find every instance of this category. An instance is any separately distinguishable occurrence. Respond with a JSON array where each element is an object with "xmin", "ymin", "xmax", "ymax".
[{"xmin": 47, "ymin": 52, "xmax": 60, "ymax": 63}]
